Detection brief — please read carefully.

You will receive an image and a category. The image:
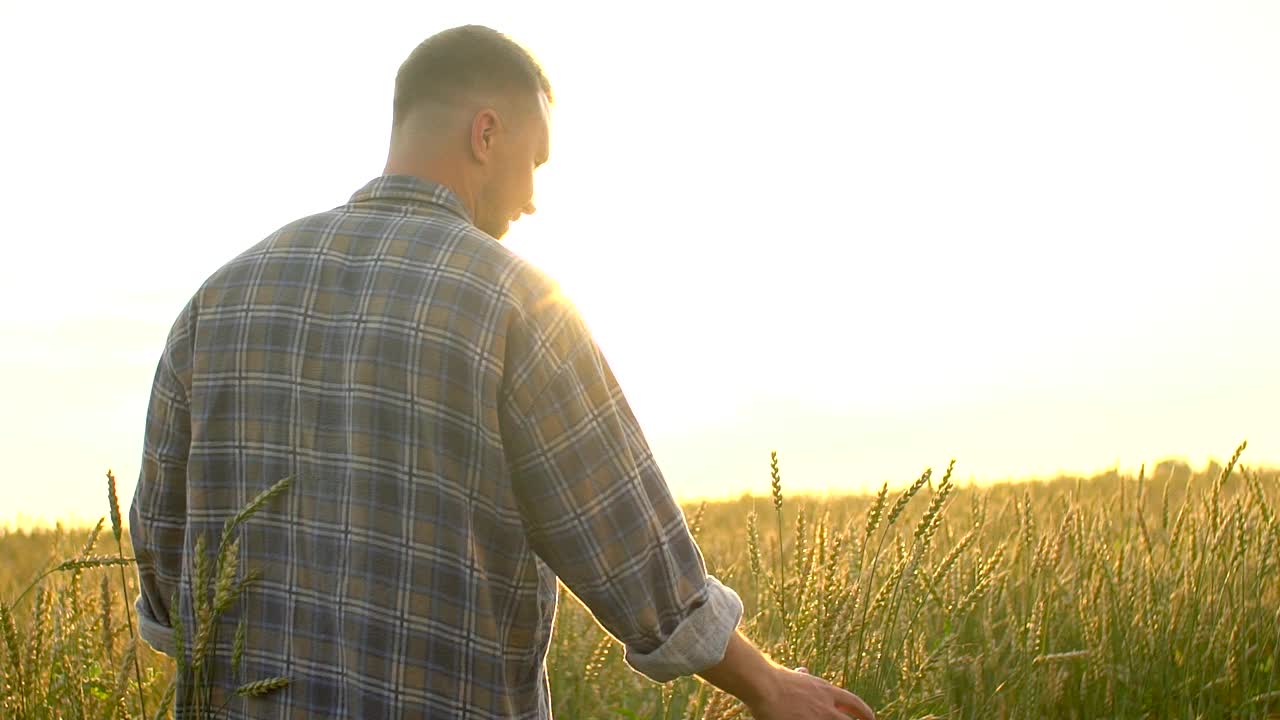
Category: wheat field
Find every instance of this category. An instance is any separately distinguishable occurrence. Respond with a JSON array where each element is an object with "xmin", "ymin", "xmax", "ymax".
[{"xmin": 2, "ymin": 444, "xmax": 1278, "ymax": 719}]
